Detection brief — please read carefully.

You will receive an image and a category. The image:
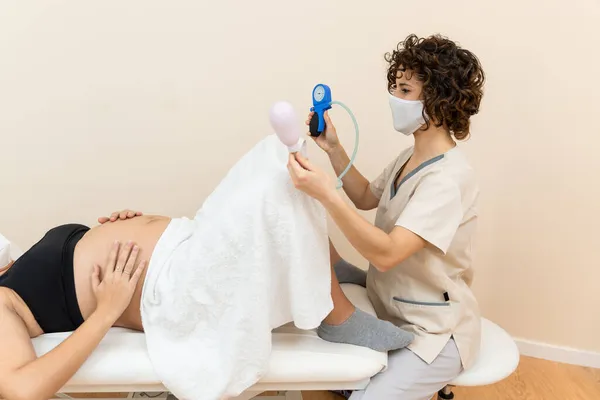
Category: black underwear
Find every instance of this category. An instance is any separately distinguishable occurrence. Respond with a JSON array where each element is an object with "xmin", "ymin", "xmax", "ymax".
[{"xmin": 0, "ymin": 224, "xmax": 90, "ymax": 333}]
